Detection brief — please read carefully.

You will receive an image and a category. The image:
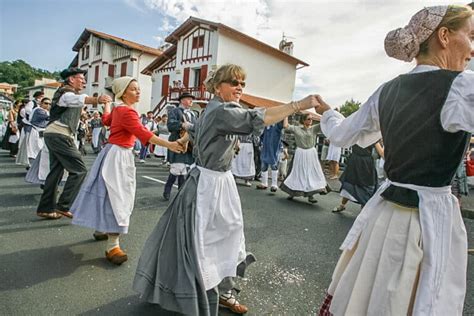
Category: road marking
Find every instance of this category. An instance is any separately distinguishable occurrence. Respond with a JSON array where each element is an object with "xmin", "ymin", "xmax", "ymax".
[{"xmin": 142, "ymin": 175, "xmax": 178, "ymax": 188}]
